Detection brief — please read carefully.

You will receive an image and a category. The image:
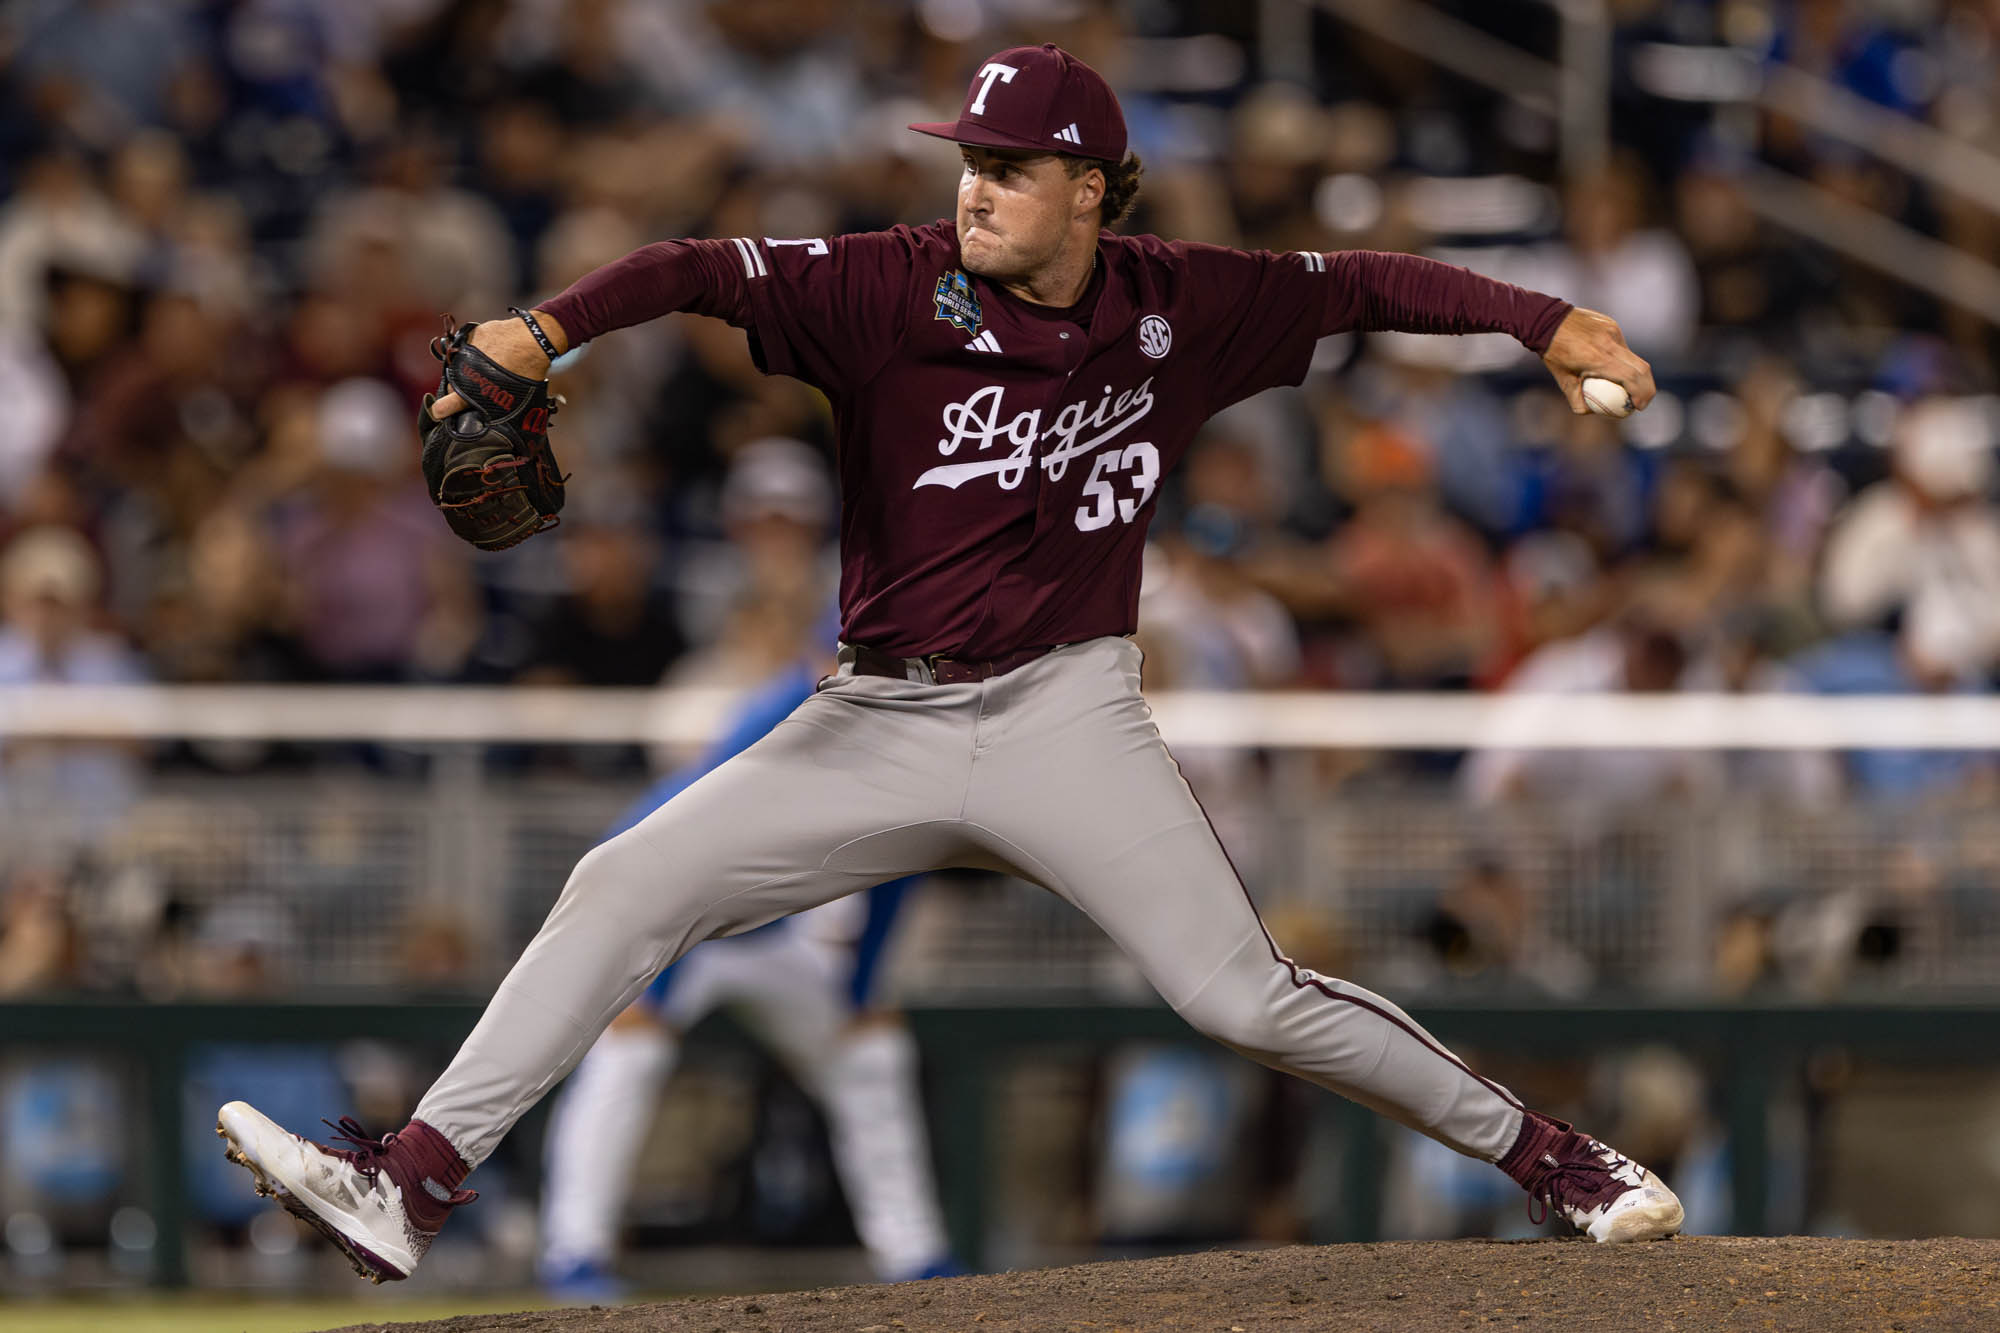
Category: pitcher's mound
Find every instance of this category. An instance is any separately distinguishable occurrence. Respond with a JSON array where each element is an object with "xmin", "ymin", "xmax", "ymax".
[{"xmin": 324, "ymin": 1235, "xmax": 2000, "ymax": 1332}]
